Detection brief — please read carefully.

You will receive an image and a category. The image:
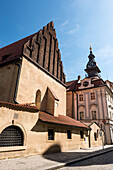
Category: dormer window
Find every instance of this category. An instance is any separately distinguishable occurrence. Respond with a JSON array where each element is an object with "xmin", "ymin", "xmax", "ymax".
[
  {"xmin": 79, "ymin": 94, "xmax": 83, "ymax": 101},
  {"xmin": 91, "ymin": 92, "xmax": 95, "ymax": 100},
  {"xmin": 83, "ymin": 81, "xmax": 89, "ymax": 87}
]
